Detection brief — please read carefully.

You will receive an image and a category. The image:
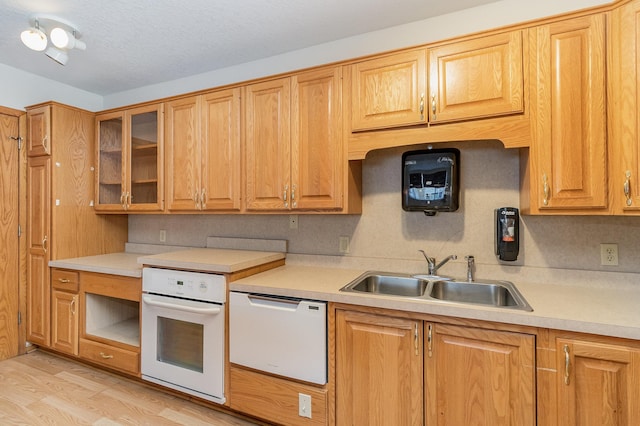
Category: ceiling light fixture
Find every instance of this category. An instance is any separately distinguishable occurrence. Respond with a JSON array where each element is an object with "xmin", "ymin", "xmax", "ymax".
[{"xmin": 20, "ymin": 15, "xmax": 86, "ymax": 65}]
